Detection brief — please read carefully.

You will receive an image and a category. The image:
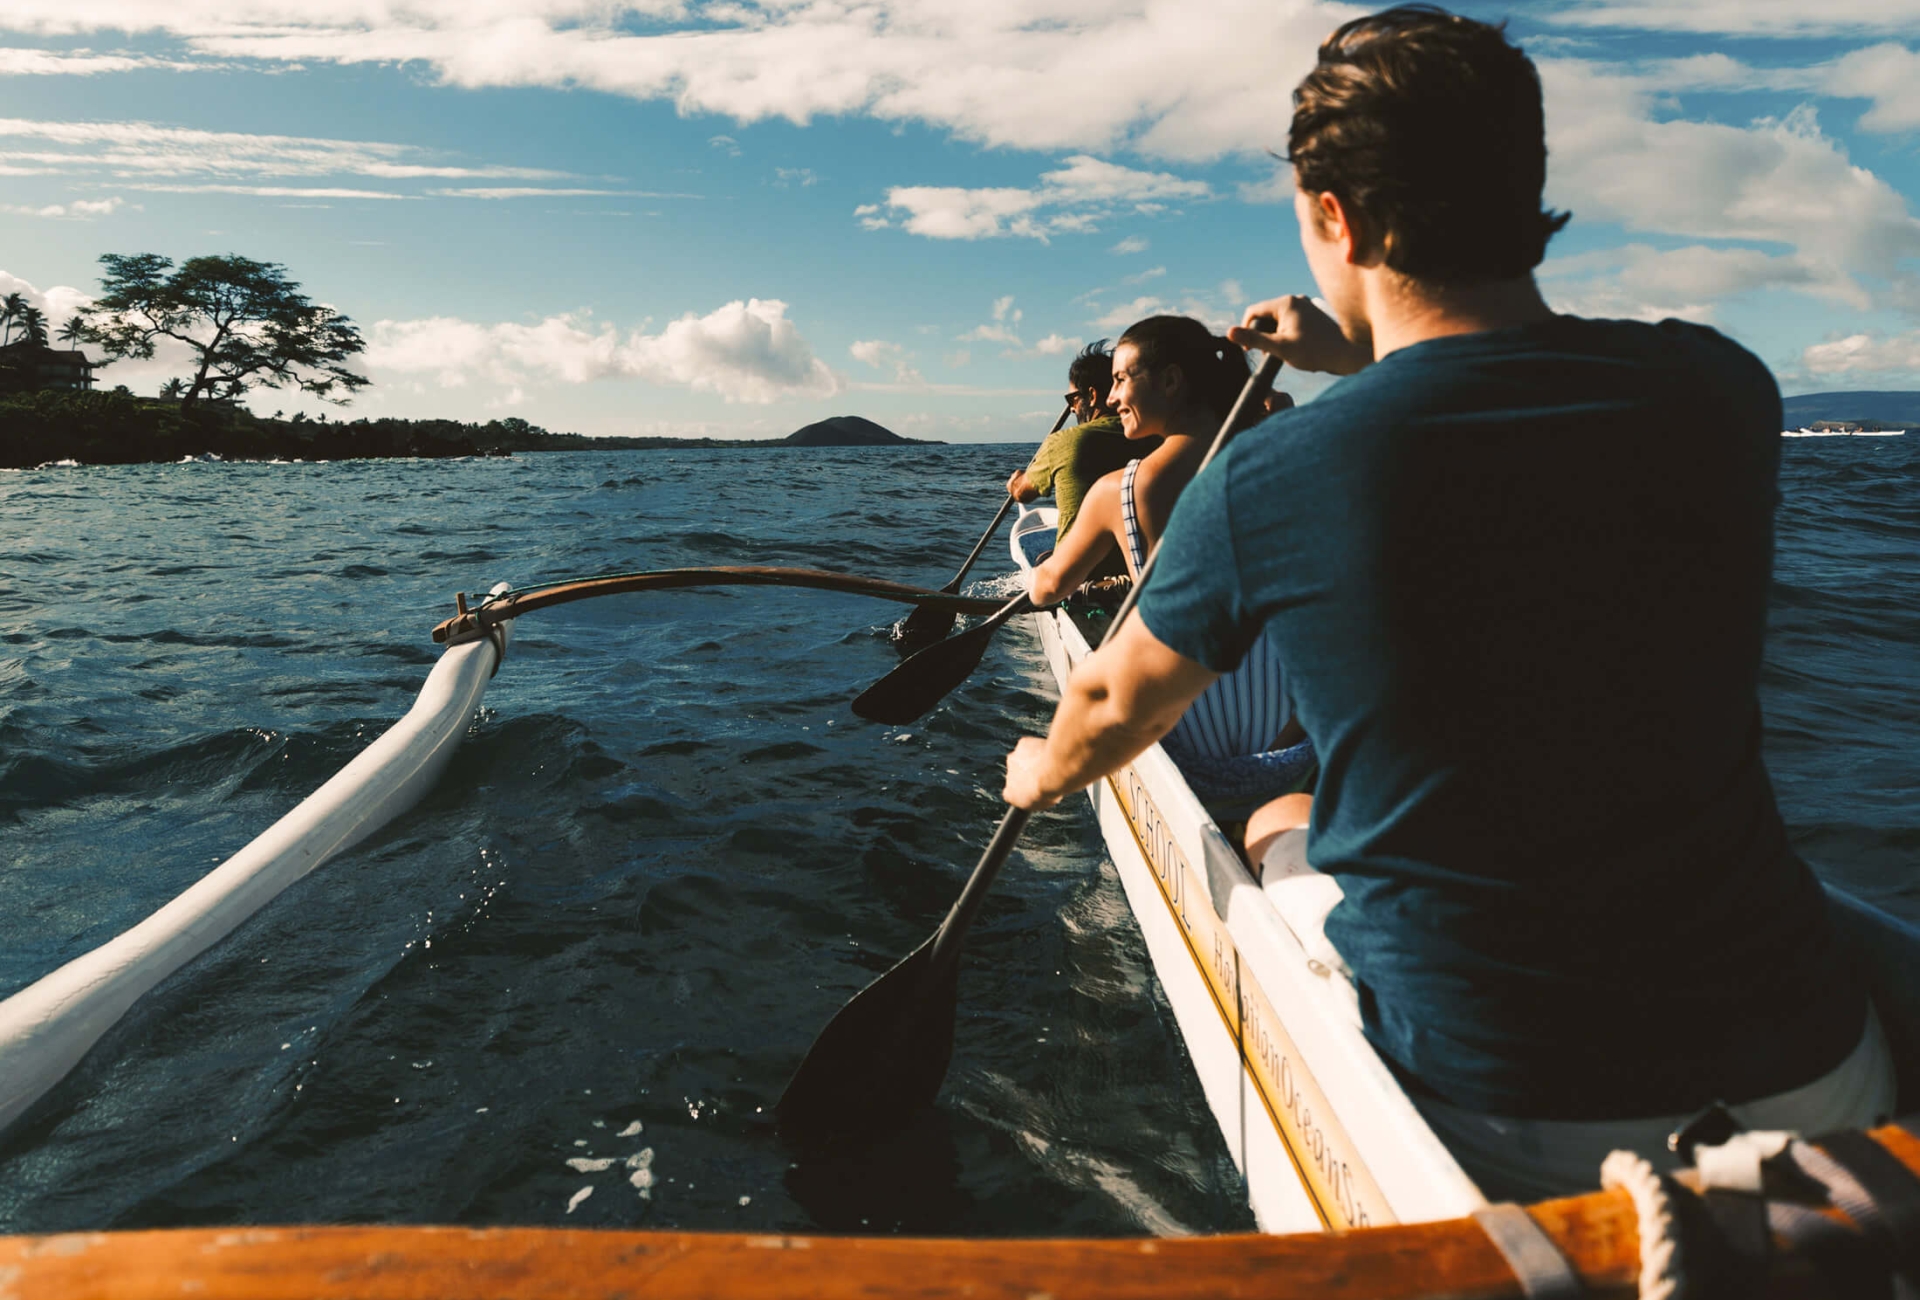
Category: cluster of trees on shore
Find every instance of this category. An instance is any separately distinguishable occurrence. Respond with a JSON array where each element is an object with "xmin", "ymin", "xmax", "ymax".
[
  {"xmin": 0, "ymin": 391, "xmax": 589, "ymax": 468},
  {"xmin": 4, "ymin": 253, "xmax": 616, "ymax": 466},
  {"xmin": 6, "ymin": 252, "xmax": 930, "ymax": 465}
]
